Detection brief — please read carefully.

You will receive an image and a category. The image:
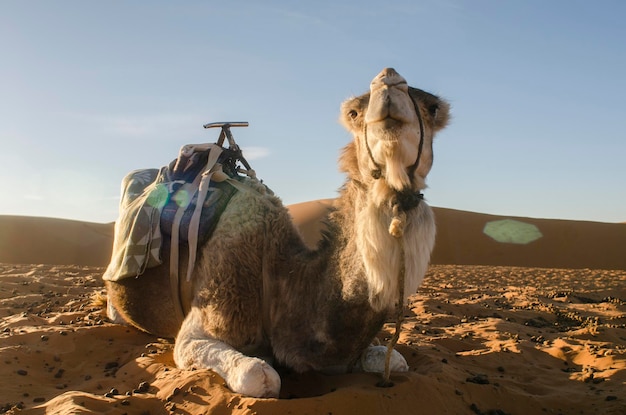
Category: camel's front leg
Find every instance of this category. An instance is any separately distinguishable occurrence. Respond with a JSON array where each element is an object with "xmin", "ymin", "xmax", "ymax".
[
  {"xmin": 173, "ymin": 308, "xmax": 281, "ymax": 398},
  {"xmin": 359, "ymin": 345, "xmax": 409, "ymax": 373}
]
